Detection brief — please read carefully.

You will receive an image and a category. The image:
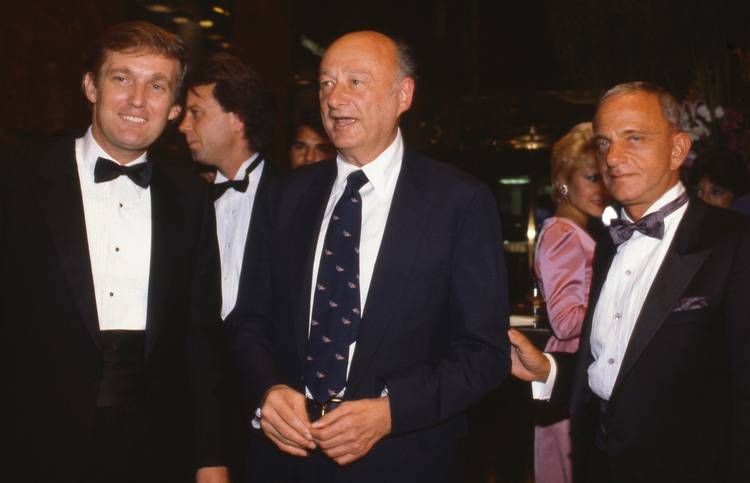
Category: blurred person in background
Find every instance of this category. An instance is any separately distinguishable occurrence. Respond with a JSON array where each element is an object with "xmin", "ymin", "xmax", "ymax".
[
  {"xmin": 288, "ymin": 112, "xmax": 334, "ymax": 169},
  {"xmin": 686, "ymin": 148, "xmax": 750, "ymax": 209}
]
